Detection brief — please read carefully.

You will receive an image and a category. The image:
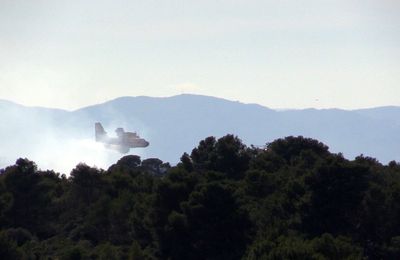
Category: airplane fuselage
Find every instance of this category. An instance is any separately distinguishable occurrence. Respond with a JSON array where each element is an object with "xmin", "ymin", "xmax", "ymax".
[{"xmin": 95, "ymin": 122, "xmax": 149, "ymax": 153}]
